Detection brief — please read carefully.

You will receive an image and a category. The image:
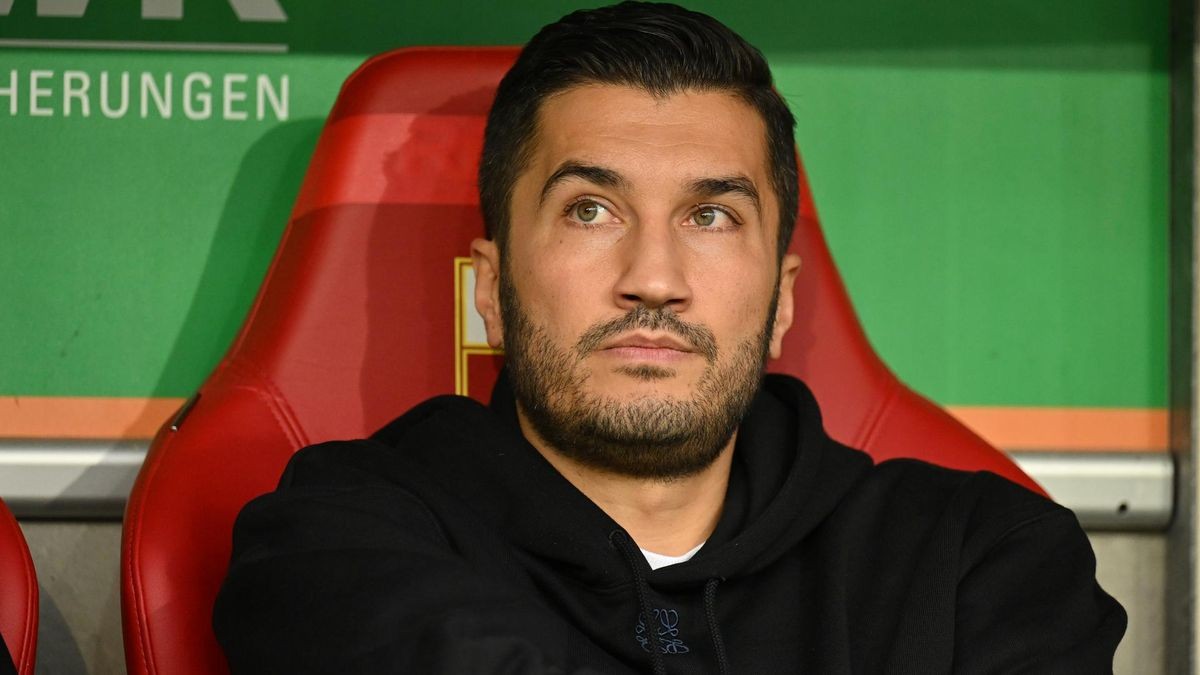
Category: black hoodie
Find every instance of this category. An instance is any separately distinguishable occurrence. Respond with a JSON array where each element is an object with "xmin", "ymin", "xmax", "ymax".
[
  {"xmin": 214, "ymin": 373, "xmax": 1126, "ymax": 674},
  {"xmin": 0, "ymin": 630, "xmax": 14, "ymax": 675}
]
